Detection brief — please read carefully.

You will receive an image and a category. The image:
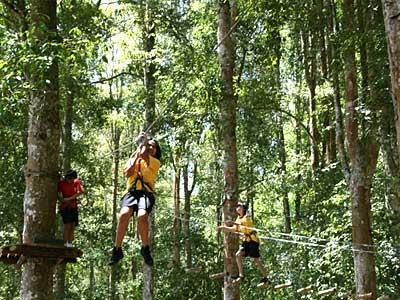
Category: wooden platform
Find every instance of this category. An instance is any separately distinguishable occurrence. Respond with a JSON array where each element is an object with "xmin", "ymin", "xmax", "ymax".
[{"xmin": 0, "ymin": 244, "xmax": 83, "ymax": 265}]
